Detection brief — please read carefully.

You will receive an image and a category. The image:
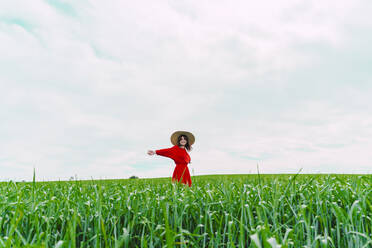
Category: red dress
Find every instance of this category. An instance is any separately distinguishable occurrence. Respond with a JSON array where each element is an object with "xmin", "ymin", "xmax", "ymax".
[{"xmin": 155, "ymin": 145, "xmax": 192, "ymax": 187}]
